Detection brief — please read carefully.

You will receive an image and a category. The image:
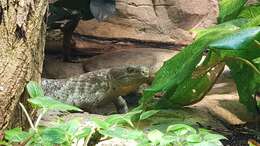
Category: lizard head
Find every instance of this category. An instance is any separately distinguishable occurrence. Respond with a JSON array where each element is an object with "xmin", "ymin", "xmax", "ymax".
[{"xmin": 108, "ymin": 66, "xmax": 150, "ymax": 93}]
